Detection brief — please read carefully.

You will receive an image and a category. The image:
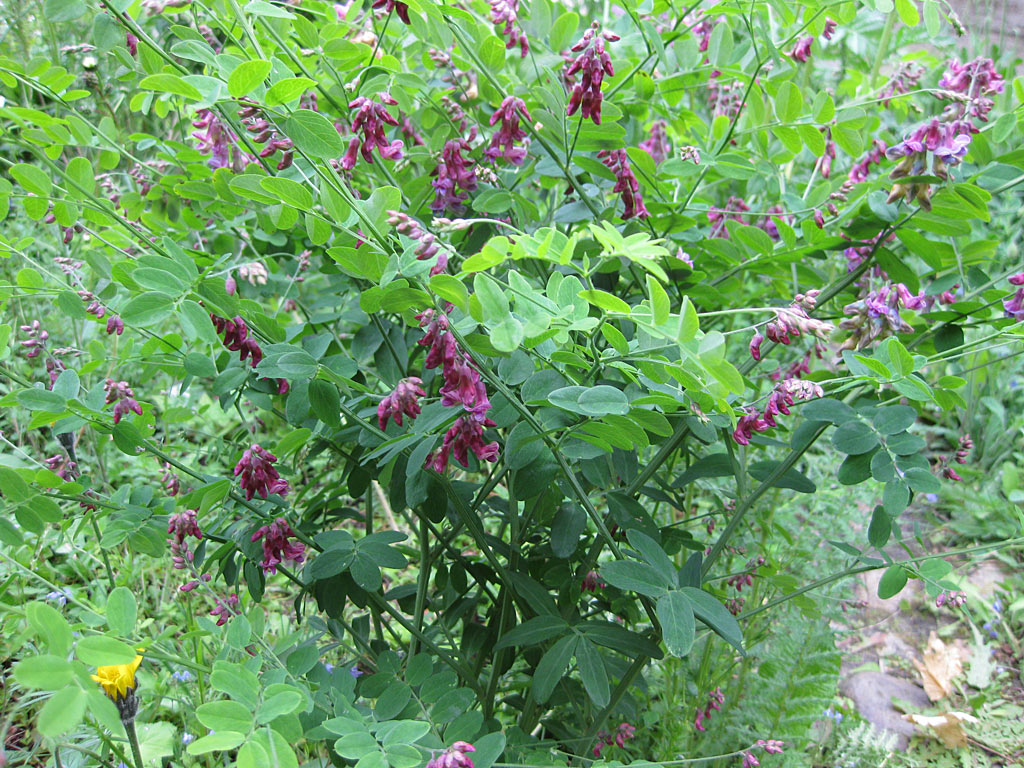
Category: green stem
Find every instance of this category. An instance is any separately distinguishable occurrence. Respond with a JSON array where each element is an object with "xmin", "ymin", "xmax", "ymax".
[
  {"xmin": 124, "ymin": 718, "xmax": 144, "ymax": 768},
  {"xmin": 869, "ymin": 11, "xmax": 896, "ymax": 84}
]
